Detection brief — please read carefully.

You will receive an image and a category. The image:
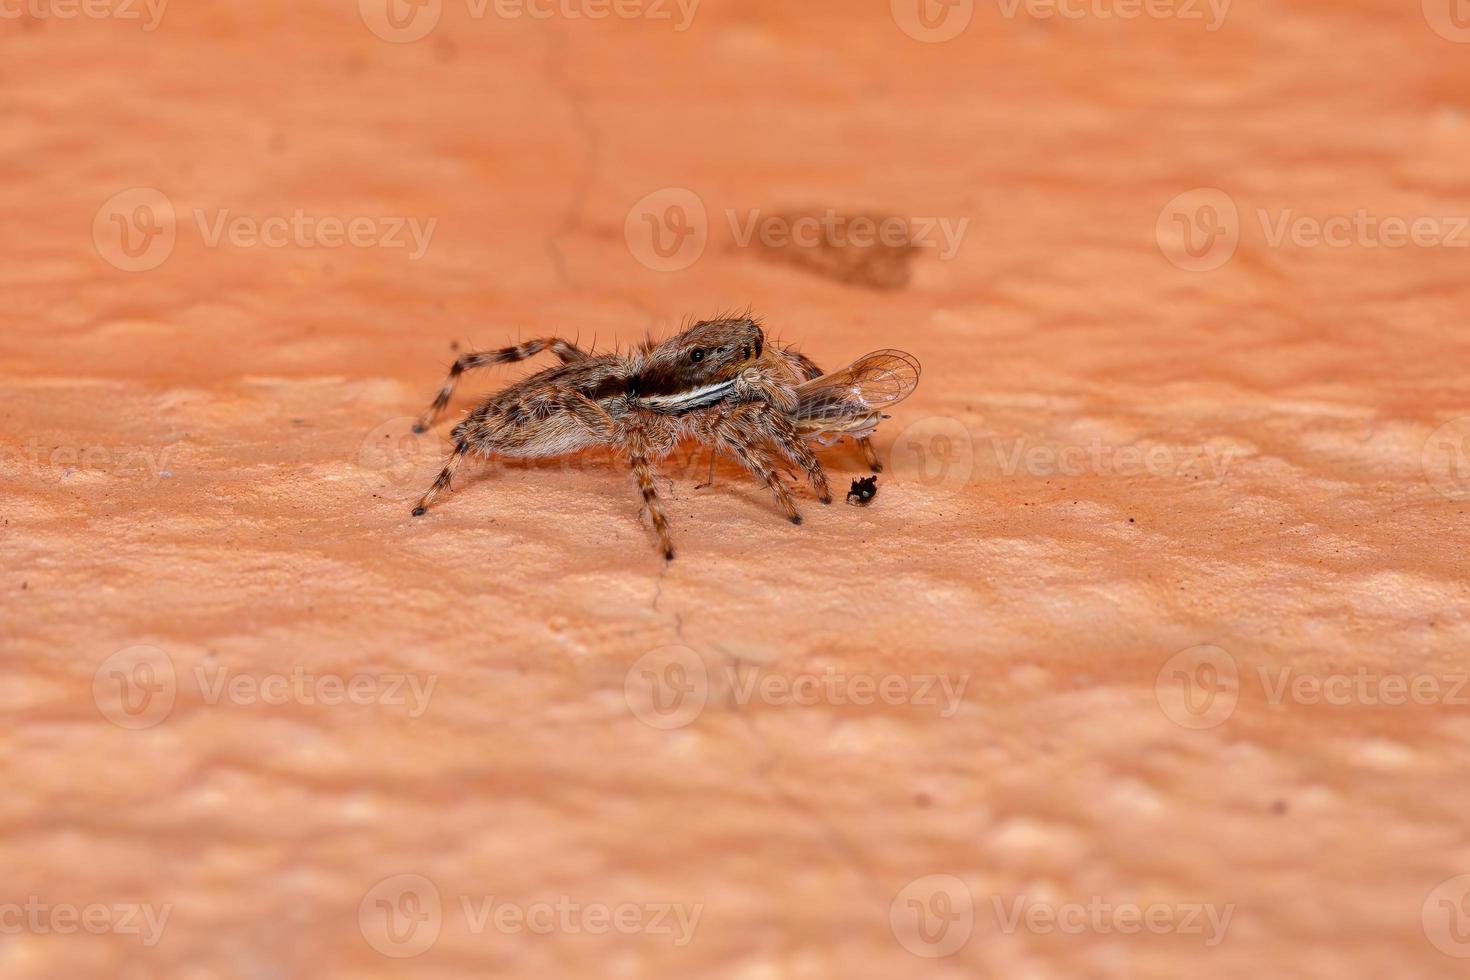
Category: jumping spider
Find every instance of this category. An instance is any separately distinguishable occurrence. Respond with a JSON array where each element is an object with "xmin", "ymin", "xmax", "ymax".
[{"xmin": 409, "ymin": 316, "xmax": 920, "ymax": 560}]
